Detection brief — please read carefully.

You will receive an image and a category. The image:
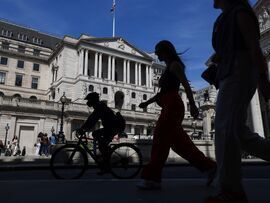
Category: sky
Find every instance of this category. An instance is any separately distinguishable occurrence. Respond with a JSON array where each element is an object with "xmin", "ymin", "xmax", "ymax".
[{"xmin": 0, "ymin": 0, "xmax": 258, "ymax": 90}]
